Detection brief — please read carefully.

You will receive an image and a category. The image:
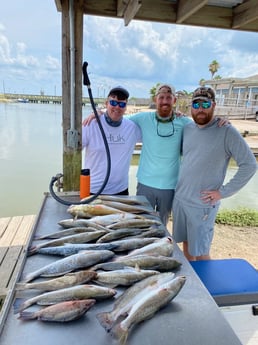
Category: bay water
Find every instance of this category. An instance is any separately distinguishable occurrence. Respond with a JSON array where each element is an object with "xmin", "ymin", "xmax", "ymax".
[{"xmin": 0, "ymin": 102, "xmax": 257, "ymax": 218}]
